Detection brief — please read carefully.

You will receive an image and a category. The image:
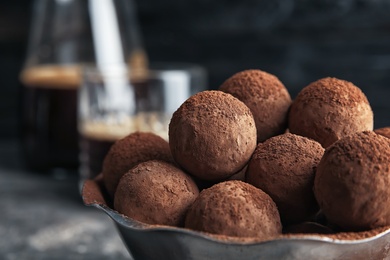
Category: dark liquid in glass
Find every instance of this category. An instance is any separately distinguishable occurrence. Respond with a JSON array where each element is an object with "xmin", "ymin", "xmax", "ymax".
[
  {"xmin": 79, "ymin": 113, "xmax": 169, "ymax": 180},
  {"xmin": 20, "ymin": 65, "xmax": 80, "ymax": 171},
  {"xmin": 79, "ymin": 132, "xmax": 116, "ymax": 180}
]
